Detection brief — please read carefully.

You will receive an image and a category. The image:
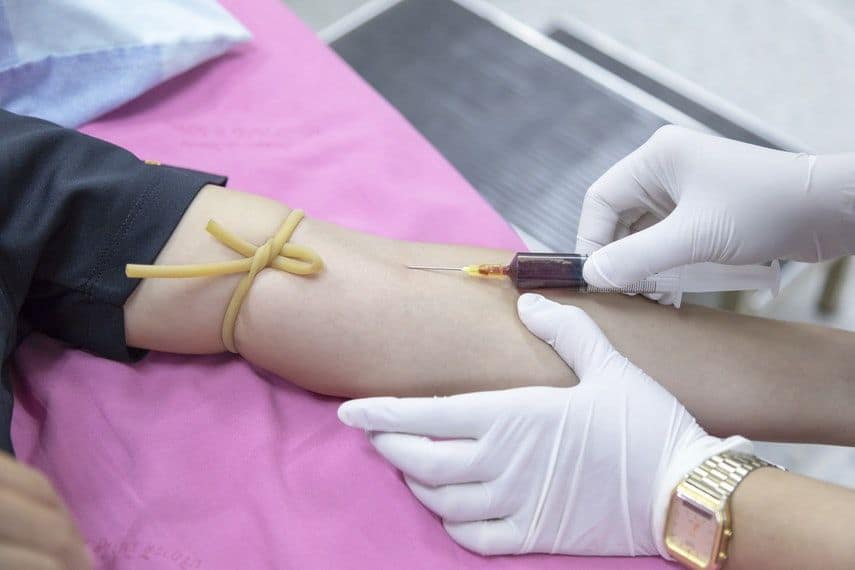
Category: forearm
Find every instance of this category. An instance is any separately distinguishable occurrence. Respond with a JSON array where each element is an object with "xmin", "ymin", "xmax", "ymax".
[
  {"xmin": 727, "ymin": 468, "xmax": 855, "ymax": 569},
  {"xmin": 124, "ymin": 186, "xmax": 855, "ymax": 444},
  {"xmin": 125, "ymin": 186, "xmax": 567, "ymax": 392},
  {"xmin": 574, "ymin": 296, "xmax": 855, "ymax": 445}
]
